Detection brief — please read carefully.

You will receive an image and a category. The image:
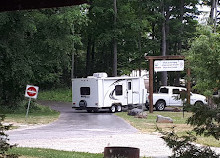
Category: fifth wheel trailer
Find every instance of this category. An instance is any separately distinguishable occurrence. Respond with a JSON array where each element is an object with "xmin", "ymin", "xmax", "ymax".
[{"xmin": 72, "ymin": 73, "xmax": 147, "ymax": 112}]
